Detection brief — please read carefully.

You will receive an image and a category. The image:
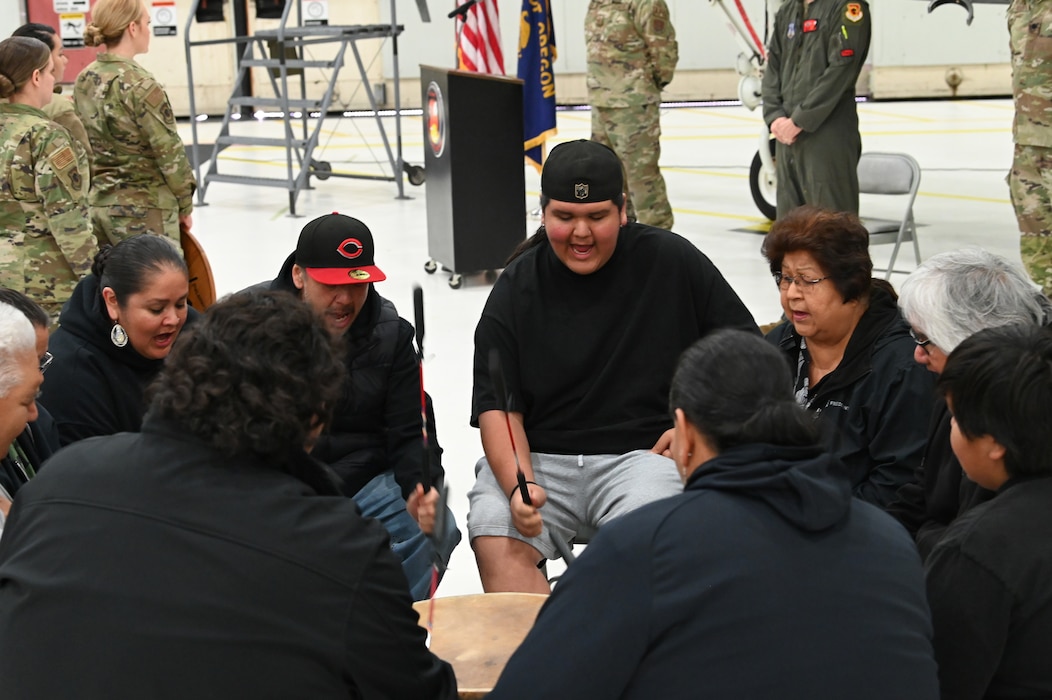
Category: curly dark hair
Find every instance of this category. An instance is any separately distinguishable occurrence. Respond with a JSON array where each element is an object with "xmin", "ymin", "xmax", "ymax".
[
  {"xmin": 762, "ymin": 205, "xmax": 874, "ymax": 304},
  {"xmin": 146, "ymin": 291, "xmax": 345, "ymax": 469}
]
